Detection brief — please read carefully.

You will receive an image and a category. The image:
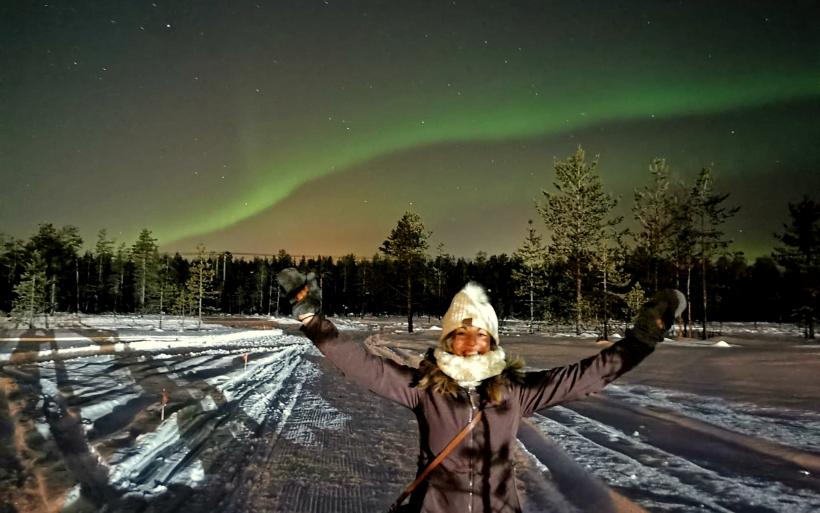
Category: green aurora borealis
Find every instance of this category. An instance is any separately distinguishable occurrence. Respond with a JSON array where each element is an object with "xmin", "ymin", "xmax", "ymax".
[{"xmin": 2, "ymin": 1, "xmax": 819, "ymax": 257}]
